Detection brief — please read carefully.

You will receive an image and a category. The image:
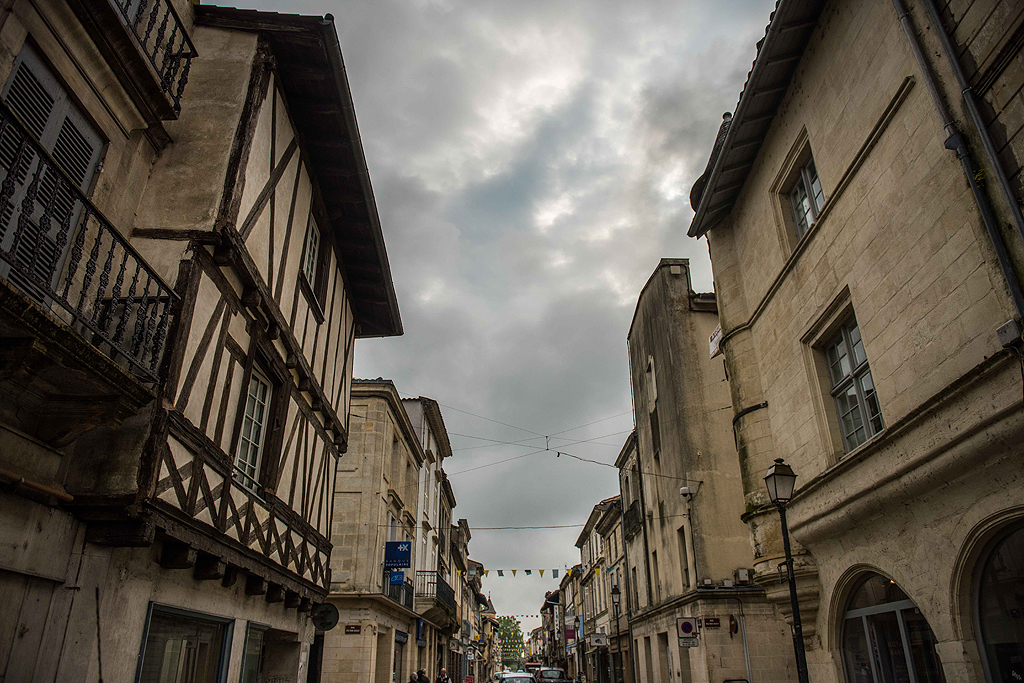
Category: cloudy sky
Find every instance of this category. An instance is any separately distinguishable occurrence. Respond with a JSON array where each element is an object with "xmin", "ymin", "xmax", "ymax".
[{"xmin": 237, "ymin": 0, "xmax": 777, "ymax": 634}]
